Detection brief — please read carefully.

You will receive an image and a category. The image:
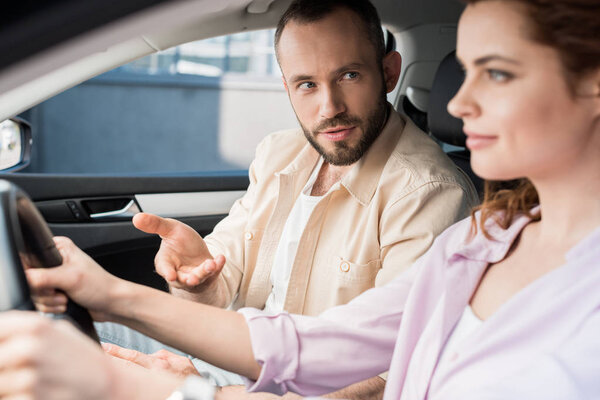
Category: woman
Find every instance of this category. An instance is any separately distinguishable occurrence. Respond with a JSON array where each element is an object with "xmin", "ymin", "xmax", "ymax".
[{"xmin": 1, "ymin": 0, "xmax": 598, "ymax": 398}]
